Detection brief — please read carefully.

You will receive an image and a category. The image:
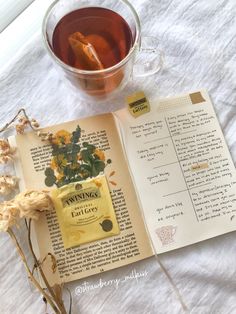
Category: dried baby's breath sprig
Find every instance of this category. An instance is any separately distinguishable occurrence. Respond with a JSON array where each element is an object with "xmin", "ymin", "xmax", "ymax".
[
  {"xmin": 16, "ymin": 116, "xmax": 40, "ymax": 134},
  {"xmin": 15, "ymin": 124, "xmax": 25, "ymax": 135},
  {"xmin": 31, "ymin": 119, "xmax": 40, "ymax": 128},
  {"xmin": 0, "ymin": 139, "xmax": 15, "ymax": 164},
  {"xmin": 0, "ymin": 175, "xmax": 18, "ymax": 195},
  {"xmin": 0, "ymin": 108, "xmax": 40, "ymax": 135},
  {"xmin": 1, "ymin": 108, "xmax": 53, "ymax": 143},
  {"xmin": 16, "ymin": 115, "xmax": 40, "ymax": 134}
]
